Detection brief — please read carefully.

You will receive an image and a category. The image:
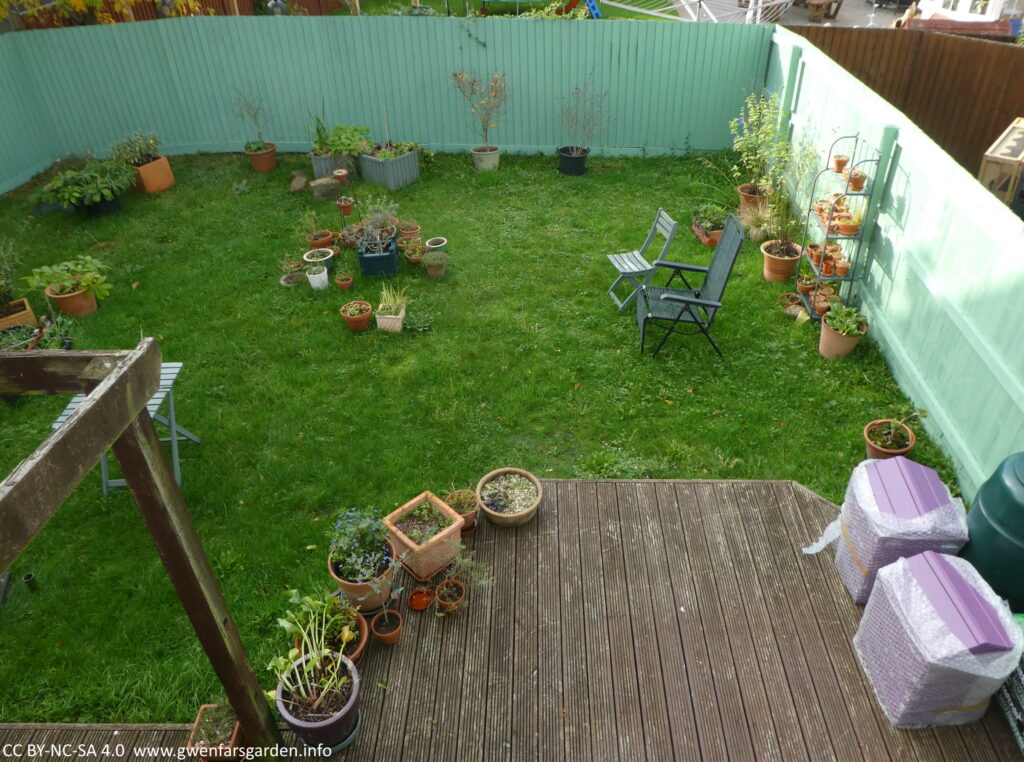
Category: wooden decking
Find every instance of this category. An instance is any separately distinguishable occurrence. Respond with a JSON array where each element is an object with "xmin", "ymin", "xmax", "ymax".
[{"xmin": 1, "ymin": 479, "xmax": 1018, "ymax": 760}]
